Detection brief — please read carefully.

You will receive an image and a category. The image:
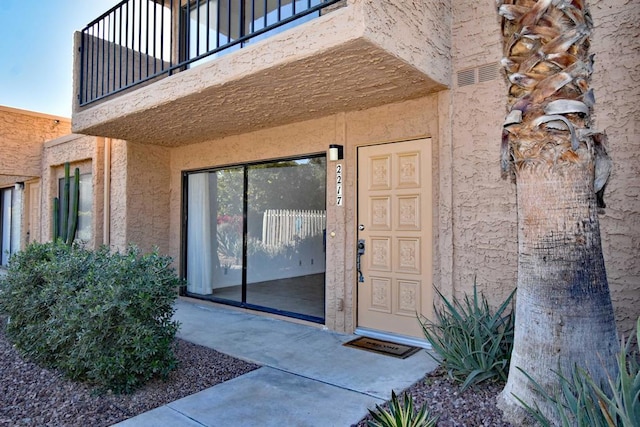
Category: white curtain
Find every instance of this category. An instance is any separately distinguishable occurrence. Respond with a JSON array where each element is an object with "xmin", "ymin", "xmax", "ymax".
[{"xmin": 186, "ymin": 173, "xmax": 214, "ymax": 294}]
